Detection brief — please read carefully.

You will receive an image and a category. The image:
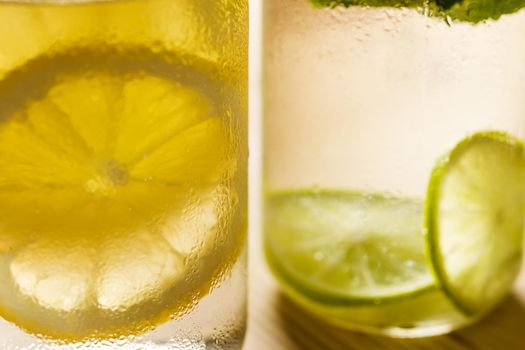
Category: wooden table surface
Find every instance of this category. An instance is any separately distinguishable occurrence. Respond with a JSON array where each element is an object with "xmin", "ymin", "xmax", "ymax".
[{"xmin": 243, "ymin": 226, "xmax": 525, "ymax": 350}]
